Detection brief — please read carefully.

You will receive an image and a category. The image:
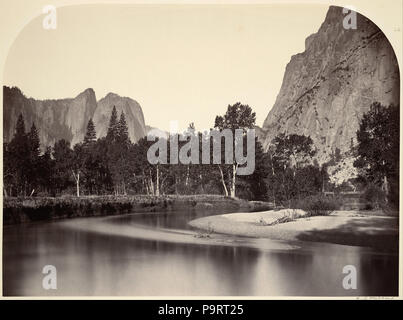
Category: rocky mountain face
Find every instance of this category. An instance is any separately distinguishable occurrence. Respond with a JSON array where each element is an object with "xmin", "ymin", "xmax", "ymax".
[
  {"xmin": 94, "ymin": 93, "xmax": 146, "ymax": 143},
  {"xmin": 259, "ymin": 6, "xmax": 400, "ymax": 166},
  {"xmin": 3, "ymin": 86, "xmax": 147, "ymax": 149},
  {"xmin": 146, "ymin": 125, "xmax": 169, "ymax": 138}
]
